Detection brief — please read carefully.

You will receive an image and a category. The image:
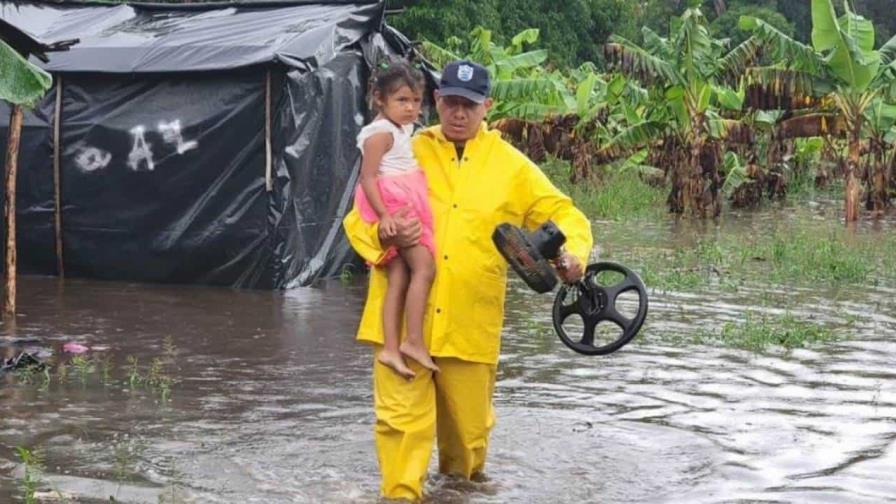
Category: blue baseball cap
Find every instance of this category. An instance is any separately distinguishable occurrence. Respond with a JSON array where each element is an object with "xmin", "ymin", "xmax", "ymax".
[{"xmin": 438, "ymin": 60, "xmax": 491, "ymax": 104}]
